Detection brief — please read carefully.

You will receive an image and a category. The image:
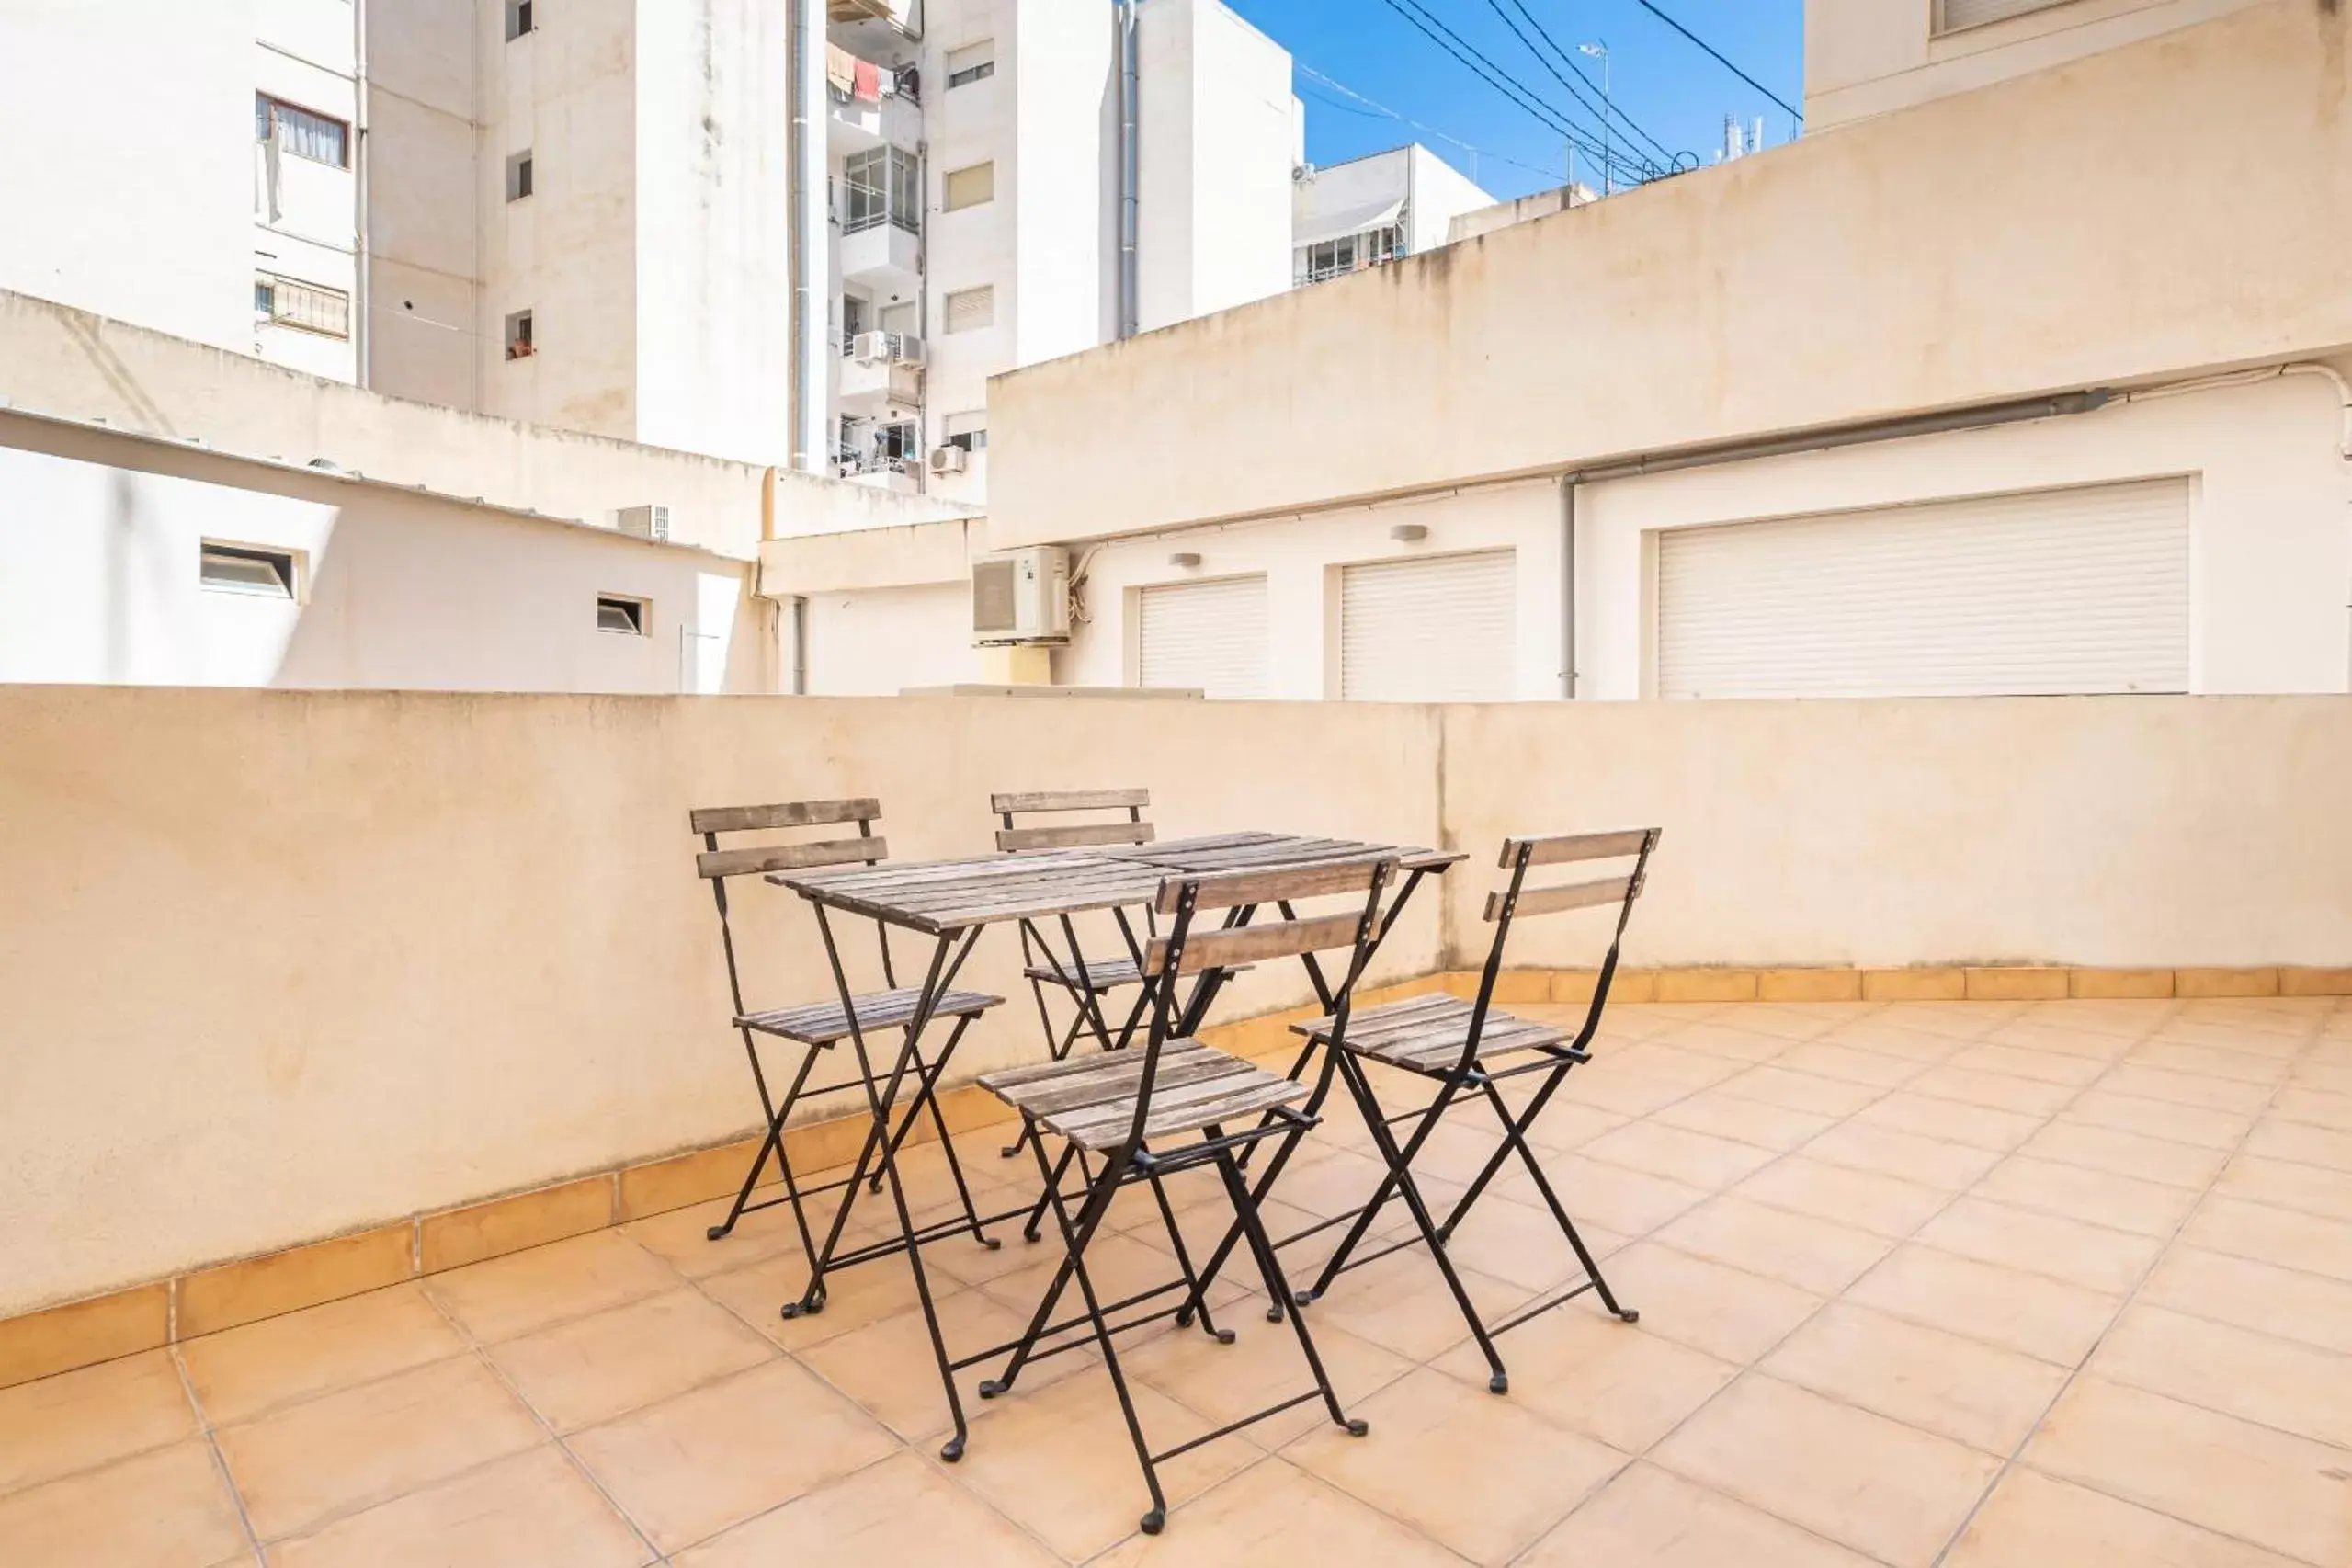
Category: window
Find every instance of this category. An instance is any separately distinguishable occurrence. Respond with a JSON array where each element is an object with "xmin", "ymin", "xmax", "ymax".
[
  {"xmin": 875, "ymin": 420, "xmax": 918, "ymax": 462},
  {"xmin": 943, "ymin": 284, "xmax": 994, "ymax": 335},
  {"xmin": 840, "ymin": 293, "xmax": 869, "ymax": 355},
  {"xmin": 505, "ymin": 309, "xmax": 534, "ymax": 359},
  {"xmin": 946, "ymin": 41, "xmax": 994, "ymax": 88},
  {"xmin": 596, "ymin": 595, "xmax": 647, "ymax": 635},
  {"xmin": 506, "ymin": 150, "xmax": 533, "ymax": 201},
  {"xmin": 506, "ymin": 0, "xmax": 534, "ymax": 40},
  {"xmin": 254, "ymin": 273, "xmax": 351, "ymax": 338},
  {"xmin": 944, "ymin": 411, "xmax": 987, "ymax": 453},
  {"xmin": 942, "ymin": 161, "xmax": 994, "ymax": 212},
  {"xmin": 254, "ymin": 95, "xmax": 349, "ymax": 168},
  {"xmin": 841, "ymin": 146, "xmax": 919, "ymax": 234},
  {"xmin": 1934, "ymin": 0, "xmax": 2072, "ymax": 33},
  {"xmin": 200, "ymin": 542, "xmax": 300, "ymax": 599},
  {"xmin": 1297, "ymin": 224, "xmax": 1403, "ymax": 285}
]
